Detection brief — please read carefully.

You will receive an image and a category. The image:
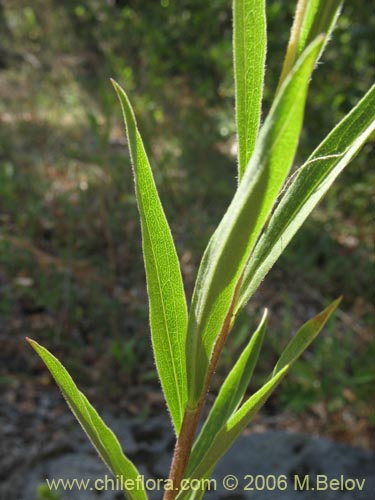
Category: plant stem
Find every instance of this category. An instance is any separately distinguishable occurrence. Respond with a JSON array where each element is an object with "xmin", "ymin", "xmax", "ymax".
[
  {"xmin": 163, "ymin": 277, "xmax": 243, "ymax": 500},
  {"xmin": 163, "ymin": 406, "xmax": 201, "ymax": 500},
  {"xmin": 277, "ymin": 0, "xmax": 308, "ymax": 91}
]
